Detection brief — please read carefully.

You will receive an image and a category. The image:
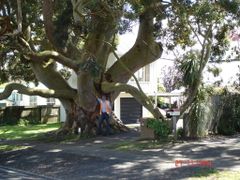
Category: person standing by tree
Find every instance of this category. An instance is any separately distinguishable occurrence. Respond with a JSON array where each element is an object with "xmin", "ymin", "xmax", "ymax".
[{"xmin": 97, "ymin": 95, "xmax": 112, "ymax": 135}]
